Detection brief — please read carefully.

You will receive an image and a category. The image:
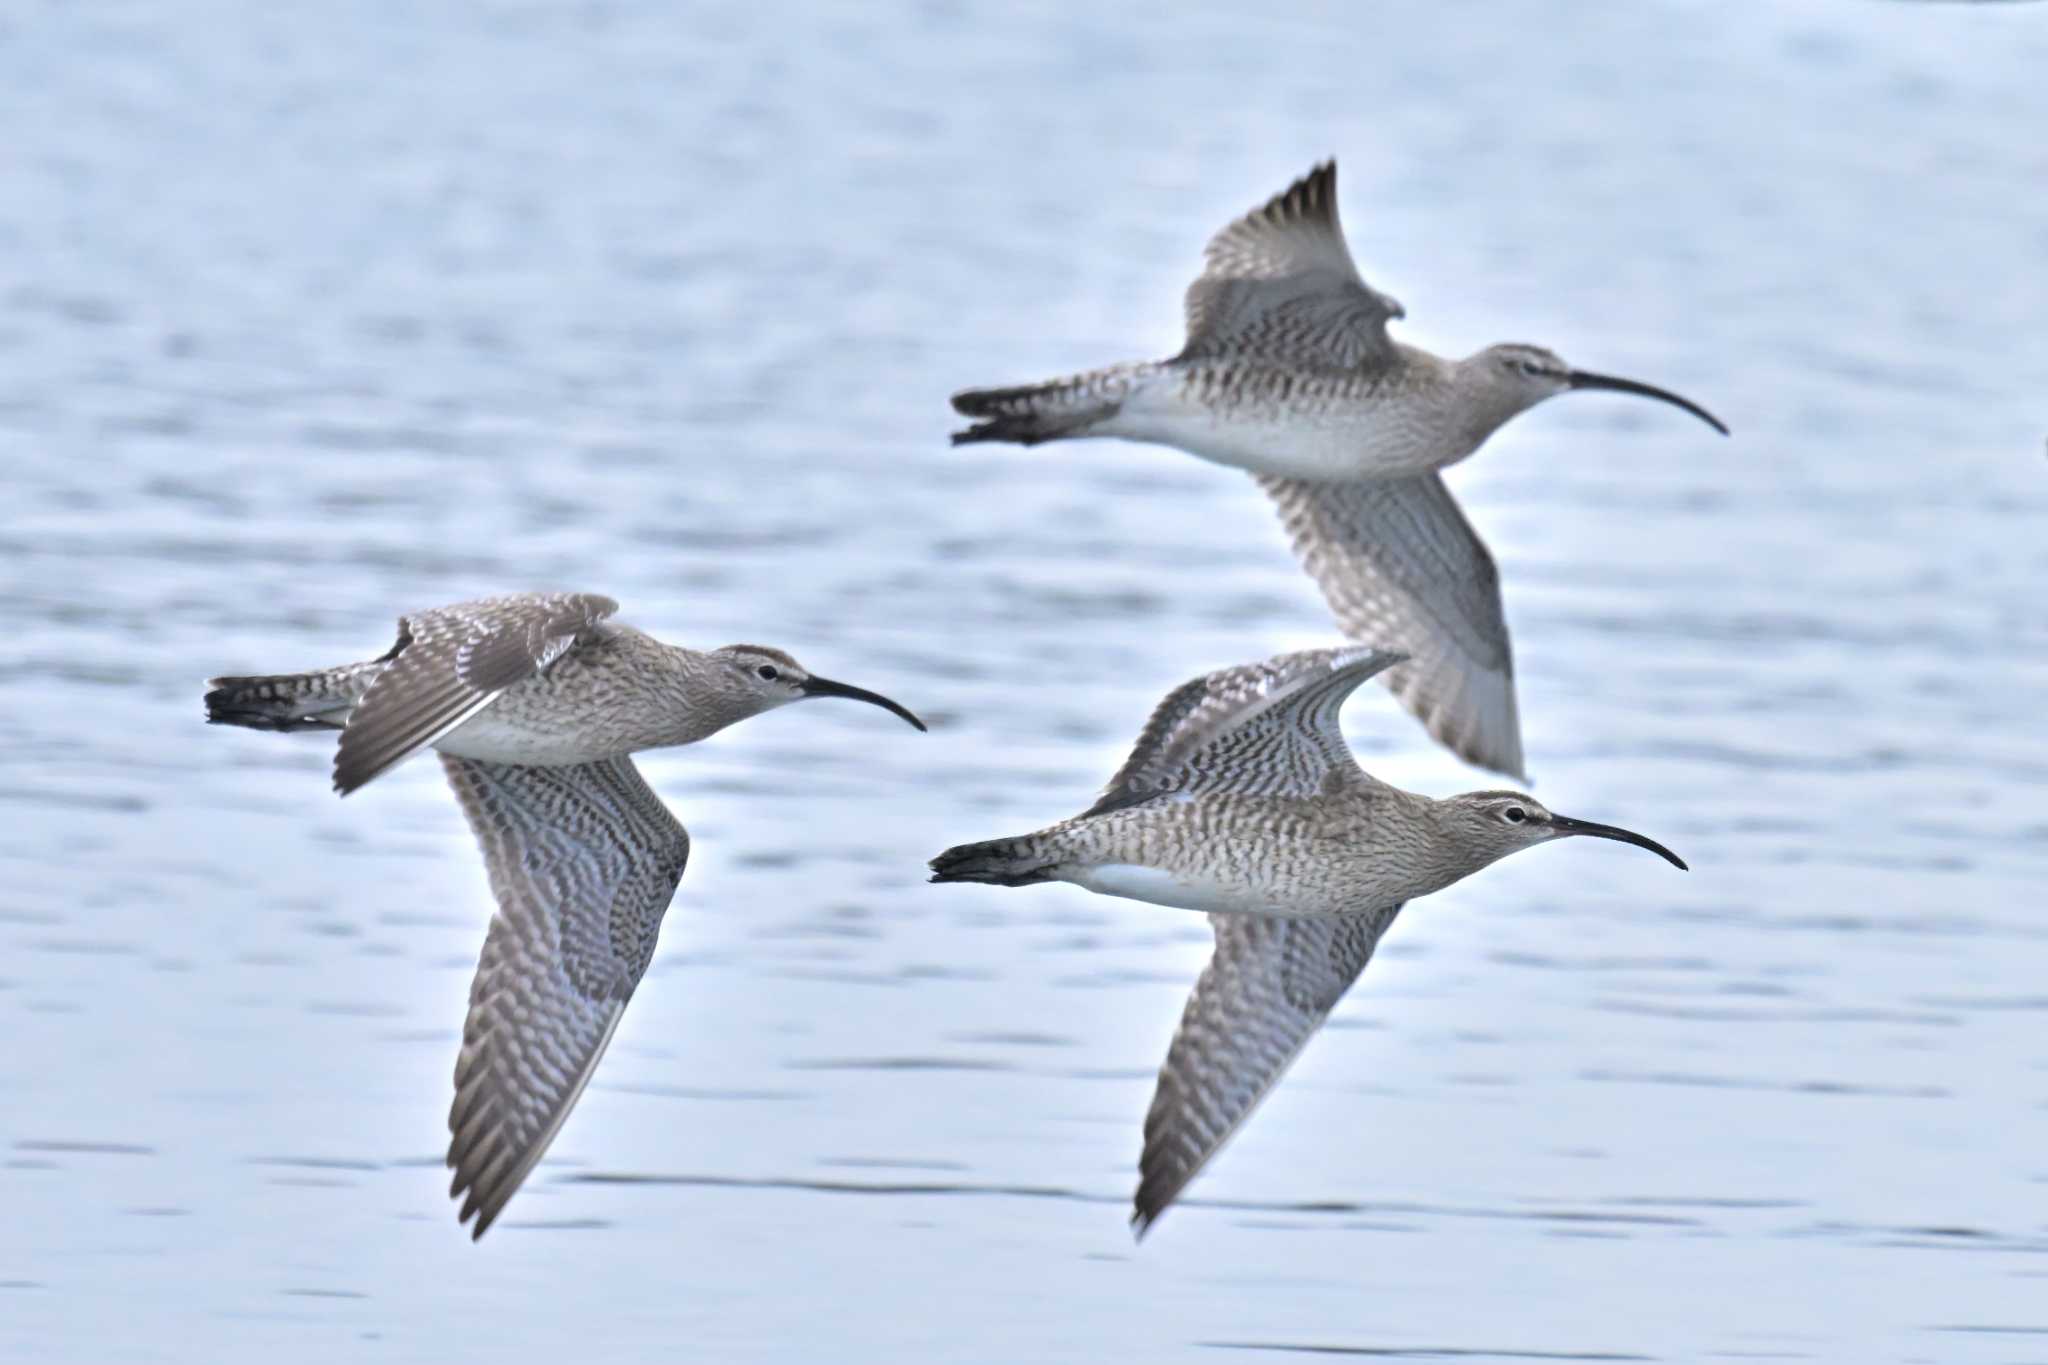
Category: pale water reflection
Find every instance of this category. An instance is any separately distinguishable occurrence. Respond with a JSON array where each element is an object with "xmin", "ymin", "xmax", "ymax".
[{"xmin": 3, "ymin": 2, "xmax": 2048, "ymax": 1362}]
